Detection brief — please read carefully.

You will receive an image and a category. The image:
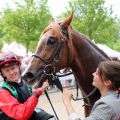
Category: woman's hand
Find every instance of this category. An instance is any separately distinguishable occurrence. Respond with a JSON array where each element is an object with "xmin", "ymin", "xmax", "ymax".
[
  {"xmin": 62, "ymin": 88, "xmax": 73, "ymax": 105},
  {"xmin": 62, "ymin": 88, "xmax": 77, "ymax": 116}
]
